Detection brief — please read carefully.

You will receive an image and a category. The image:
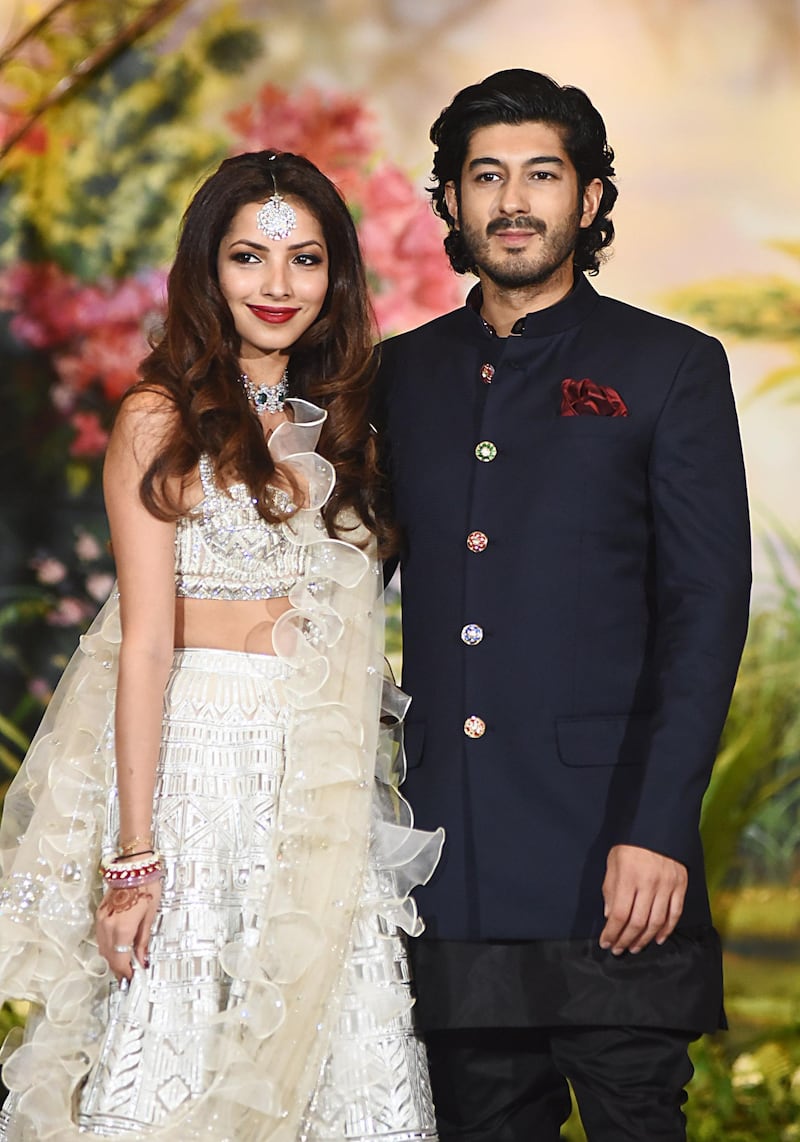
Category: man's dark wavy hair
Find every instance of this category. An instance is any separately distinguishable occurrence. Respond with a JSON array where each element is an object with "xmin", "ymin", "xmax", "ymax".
[{"xmin": 430, "ymin": 68, "xmax": 618, "ymax": 276}]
